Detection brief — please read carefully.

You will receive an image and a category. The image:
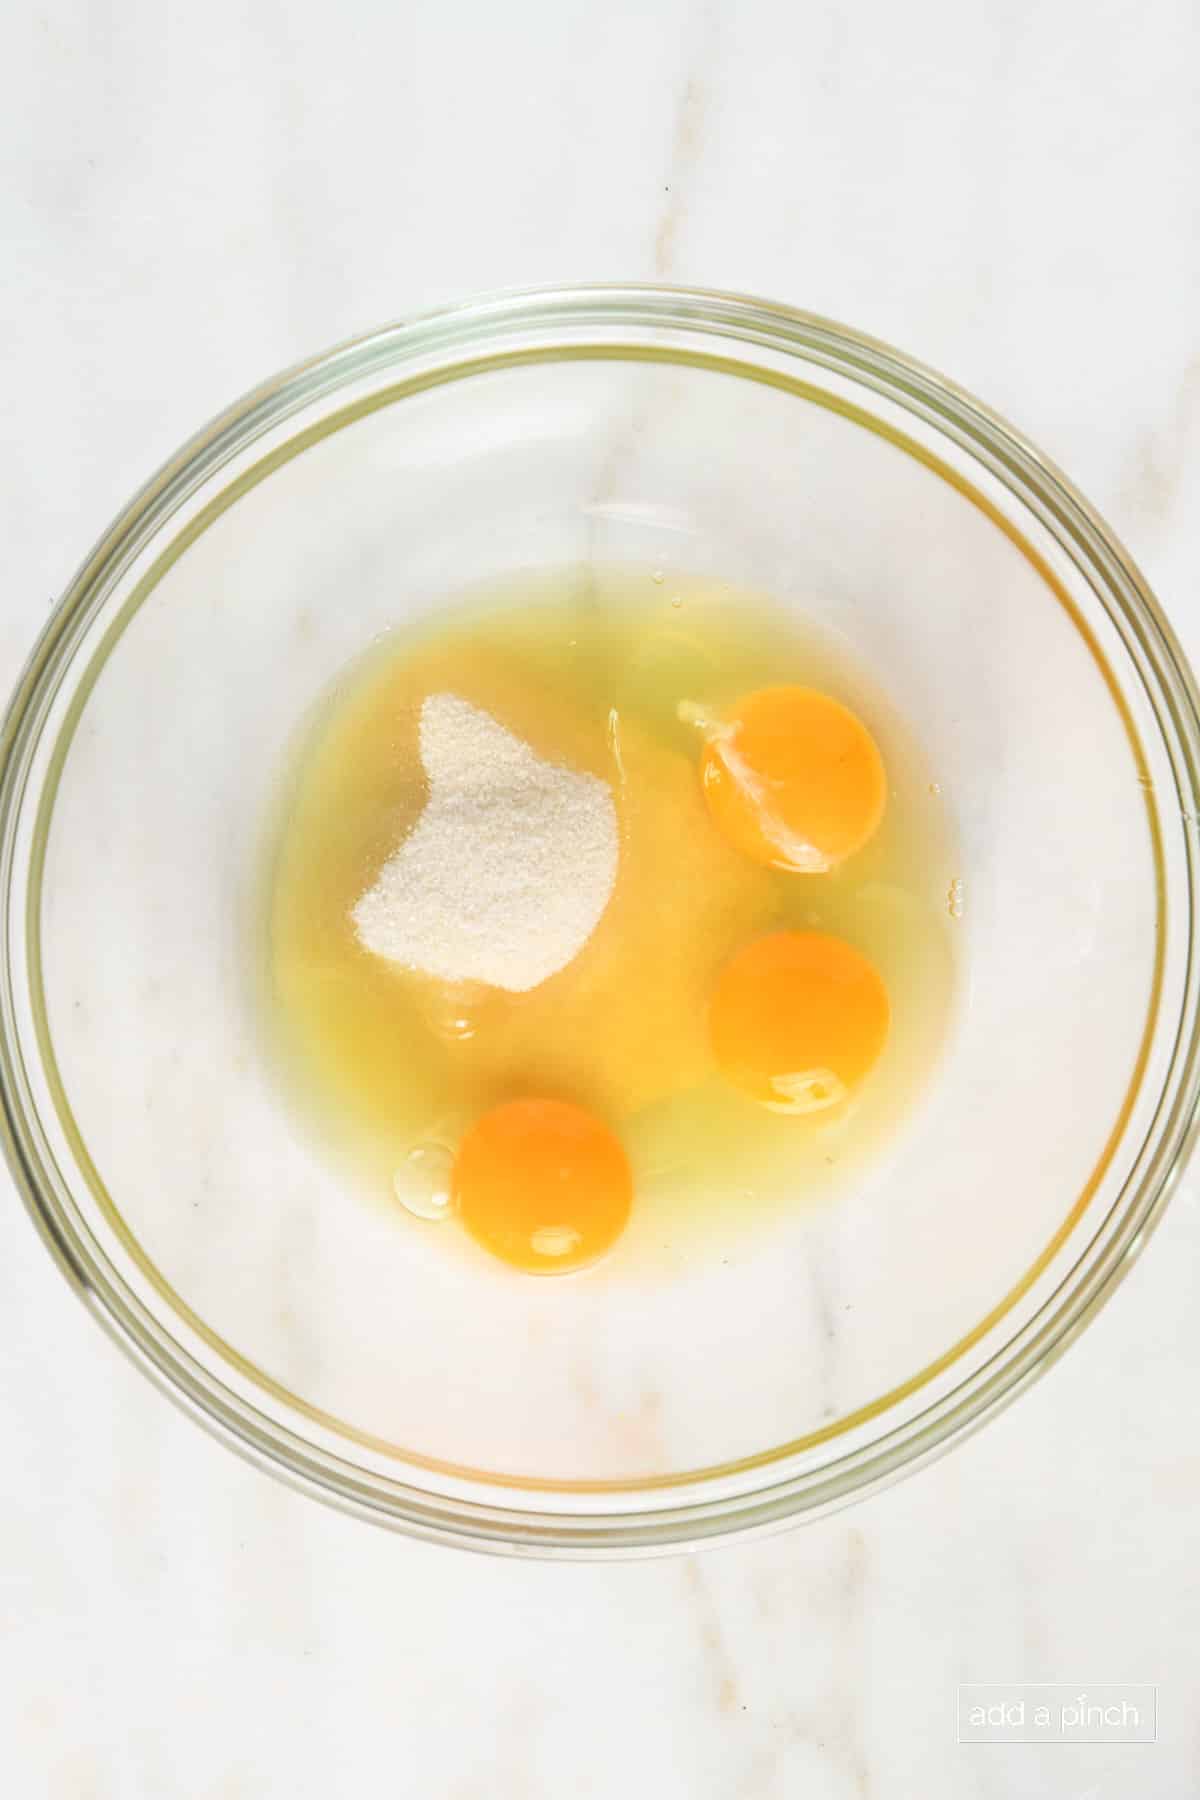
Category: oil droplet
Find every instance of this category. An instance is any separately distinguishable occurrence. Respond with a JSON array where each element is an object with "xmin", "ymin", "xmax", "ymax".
[
  {"xmin": 426, "ymin": 988, "xmax": 482, "ymax": 1042},
  {"xmin": 430, "ymin": 1009, "xmax": 476, "ymax": 1043},
  {"xmin": 395, "ymin": 1142, "xmax": 455, "ymax": 1221},
  {"xmin": 947, "ymin": 877, "xmax": 965, "ymax": 920},
  {"xmin": 928, "ymin": 781, "xmax": 942, "ymax": 796},
  {"xmin": 651, "ymin": 569, "xmax": 665, "ymax": 584},
  {"xmin": 670, "ymin": 594, "xmax": 683, "ymax": 609}
]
